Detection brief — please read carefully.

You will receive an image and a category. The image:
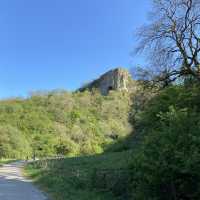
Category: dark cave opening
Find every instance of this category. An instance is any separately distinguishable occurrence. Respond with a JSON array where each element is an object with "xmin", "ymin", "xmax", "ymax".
[{"xmin": 108, "ymin": 86, "xmax": 113, "ymax": 91}]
